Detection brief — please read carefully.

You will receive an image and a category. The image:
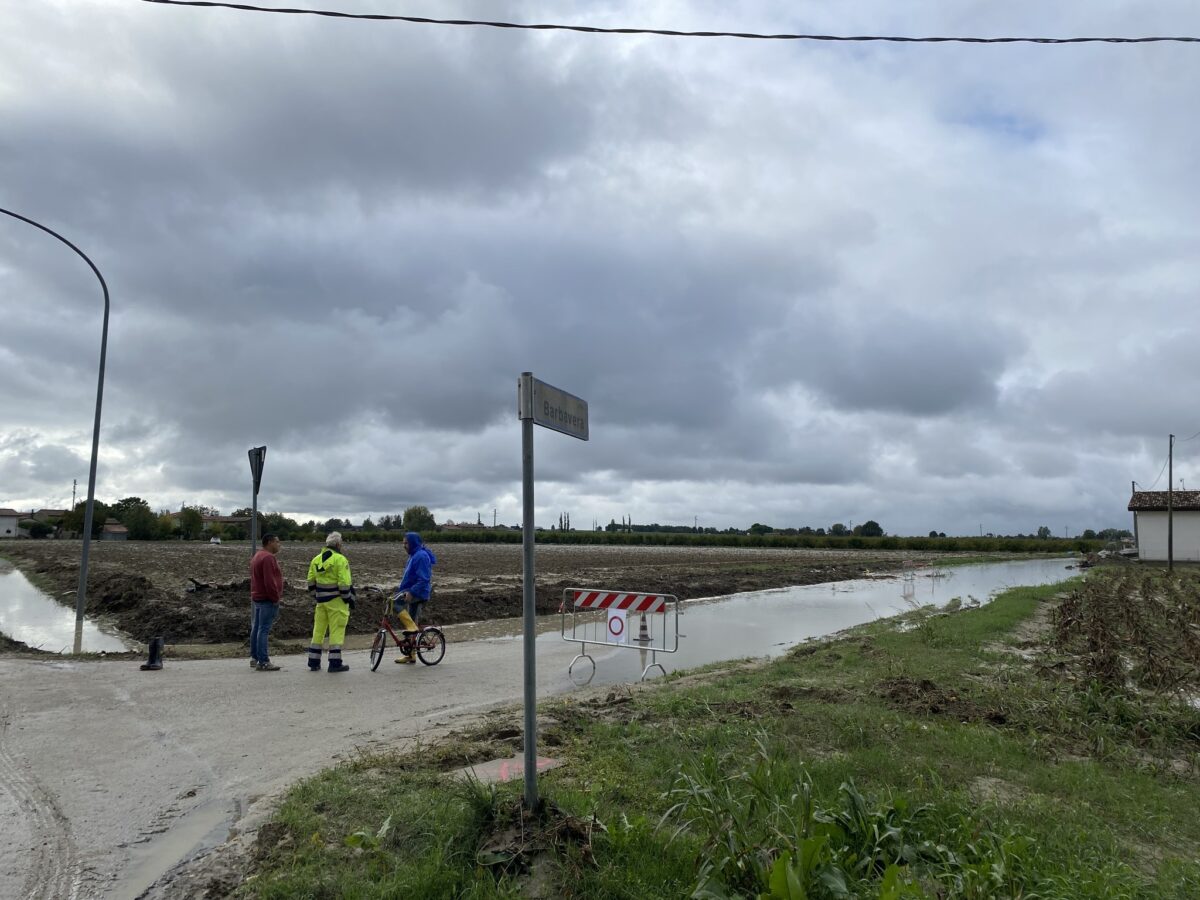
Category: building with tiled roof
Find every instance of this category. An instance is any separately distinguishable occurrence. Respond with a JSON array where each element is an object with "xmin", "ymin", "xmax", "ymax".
[
  {"xmin": 1127, "ymin": 491, "xmax": 1200, "ymax": 562},
  {"xmin": 101, "ymin": 518, "xmax": 129, "ymax": 541}
]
